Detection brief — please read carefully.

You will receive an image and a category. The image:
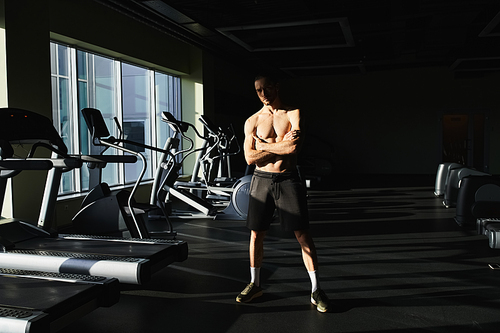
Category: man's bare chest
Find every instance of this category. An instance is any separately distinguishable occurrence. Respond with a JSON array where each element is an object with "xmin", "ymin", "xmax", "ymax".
[{"xmin": 255, "ymin": 113, "xmax": 291, "ymax": 141}]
